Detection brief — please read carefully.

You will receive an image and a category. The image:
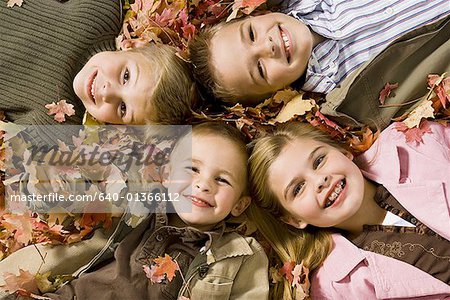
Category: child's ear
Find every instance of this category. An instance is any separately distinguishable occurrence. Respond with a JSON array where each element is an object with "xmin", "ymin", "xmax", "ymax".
[
  {"xmin": 231, "ymin": 196, "xmax": 251, "ymax": 217},
  {"xmin": 281, "ymin": 215, "xmax": 308, "ymax": 229}
]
